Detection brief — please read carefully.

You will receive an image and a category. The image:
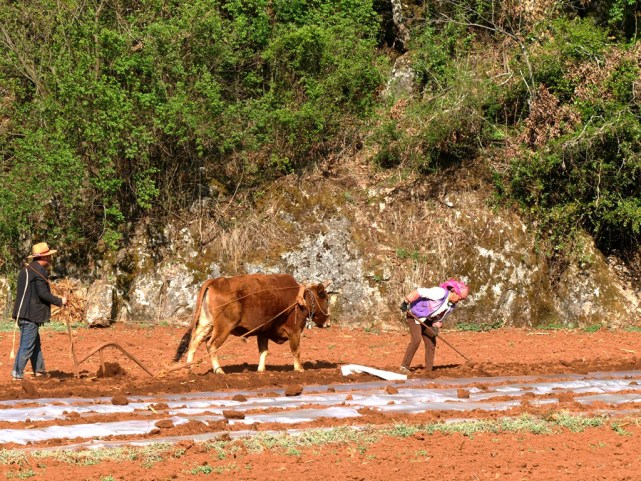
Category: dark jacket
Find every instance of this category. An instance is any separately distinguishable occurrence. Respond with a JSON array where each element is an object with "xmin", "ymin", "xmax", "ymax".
[{"xmin": 12, "ymin": 261, "xmax": 63, "ymax": 324}]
